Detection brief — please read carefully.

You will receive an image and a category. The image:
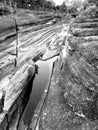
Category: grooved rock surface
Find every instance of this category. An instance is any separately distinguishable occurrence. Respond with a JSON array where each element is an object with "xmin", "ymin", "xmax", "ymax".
[
  {"xmin": 0, "ymin": 14, "xmax": 68, "ymax": 129},
  {"xmin": 39, "ymin": 6, "xmax": 98, "ymax": 130},
  {"xmin": 0, "ymin": 60, "xmax": 35, "ymax": 130}
]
